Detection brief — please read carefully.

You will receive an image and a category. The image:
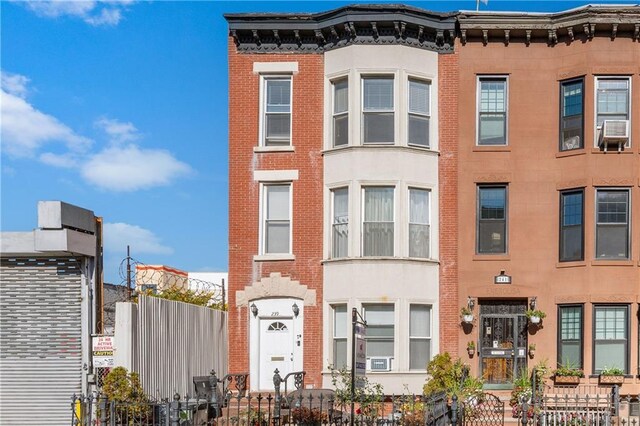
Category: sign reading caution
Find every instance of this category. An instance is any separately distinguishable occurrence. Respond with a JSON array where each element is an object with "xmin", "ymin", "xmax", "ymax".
[{"xmin": 92, "ymin": 335, "xmax": 114, "ymax": 368}]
